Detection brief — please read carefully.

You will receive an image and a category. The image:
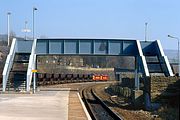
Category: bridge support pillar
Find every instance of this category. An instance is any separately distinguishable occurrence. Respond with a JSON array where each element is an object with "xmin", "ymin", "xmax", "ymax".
[
  {"xmin": 143, "ymin": 77, "xmax": 152, "ymax": 110},
  {"xmin": 132, "ymin": 90, "xmax": 144, "ymax": 108},
  {"xmin": 135, "ymin": 56, "xmax": 140, "ymax": 90},
  {"xmin": 132, "ymin": 56, "xmax": 145, "ymax": 108}
]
